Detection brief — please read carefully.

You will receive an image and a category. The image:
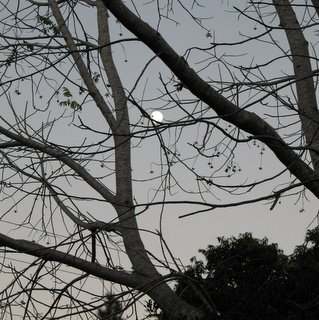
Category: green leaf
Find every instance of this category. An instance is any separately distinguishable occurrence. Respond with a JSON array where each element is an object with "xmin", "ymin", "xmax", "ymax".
[
  {"xmin": 62, "ymin": 87, "xmax": 72, "ymax": 98},
  {"xmin": 59, "ymin": 98, "xmax": 82, "ymax": 111},
  {"xmin": 70, "ymin": 100, "xmax": 82, "ymax": 111}
]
